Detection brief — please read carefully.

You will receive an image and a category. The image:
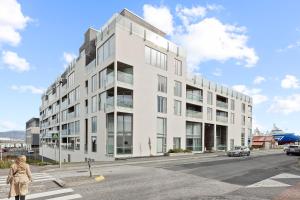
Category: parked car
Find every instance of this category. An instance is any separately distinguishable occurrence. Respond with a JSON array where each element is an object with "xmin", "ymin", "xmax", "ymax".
[
  {"xmin": 283, "ymin": 145, "xmax": 289, "ymax": 152},
  {"xmin": 227, "ymin": 146, "xmax": 250, "ymax": 157},
  {"xmin": 286, "ymin": 145, "xmax": 300, "ymax": 155}
]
